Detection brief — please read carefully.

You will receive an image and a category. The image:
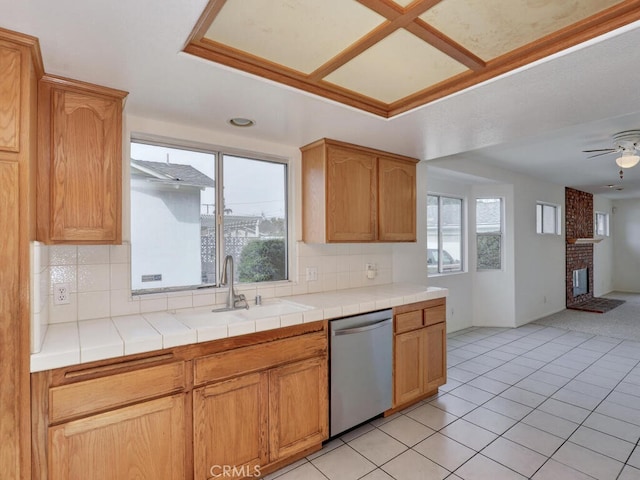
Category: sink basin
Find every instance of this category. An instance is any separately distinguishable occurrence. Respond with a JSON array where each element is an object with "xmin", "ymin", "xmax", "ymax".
[
  {"xmin": 174, "ymin": 299, "xmax": 313, "ymax": 326},
  {"xmin": 231, "ymin": 299, "xmax": 313, "ymax": 320}
]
